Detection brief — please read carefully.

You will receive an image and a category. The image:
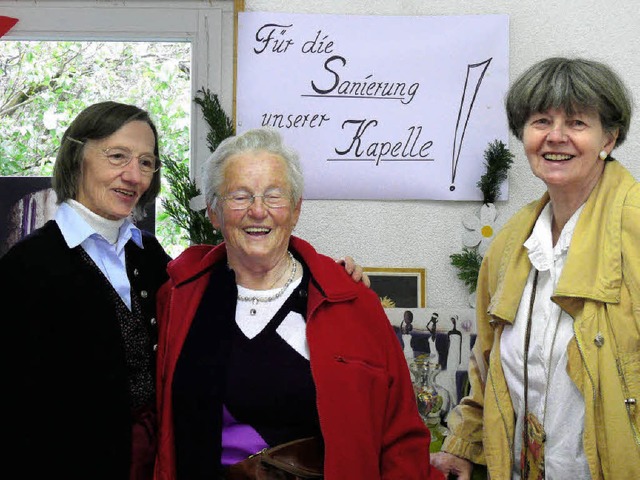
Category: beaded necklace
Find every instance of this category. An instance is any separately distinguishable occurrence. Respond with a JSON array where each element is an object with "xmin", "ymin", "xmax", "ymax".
[{"xmin": 236, "ymin": 251, "xmax": 297, "ymax": 316}]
